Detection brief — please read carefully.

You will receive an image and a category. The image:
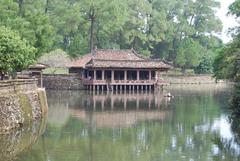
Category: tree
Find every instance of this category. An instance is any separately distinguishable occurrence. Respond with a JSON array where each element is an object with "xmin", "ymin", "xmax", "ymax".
[
  {"xmin": 0, "ymin": 26, "xmax": 36, "ymax": 75},
  {"xmin": 0, "ymin": 0, "xmax": 55, "ymax": 57},
  {"xmin": 213, "ymin": 0, "xmax": 240, "ymax": 81},
  {"xmin": 213, "ymin": 41, "xmax": 240, "ymax": 81},
  {"xmin": 0, "ymin": 0, "xmax": 224, "ymax": 65},
  {"xmin": 38, "ymin": 49, "xmax": 71, "ymax": 74},
  {"xmin": 175, "ymin": 39, "xmax": 203, "ymax": 71}
]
